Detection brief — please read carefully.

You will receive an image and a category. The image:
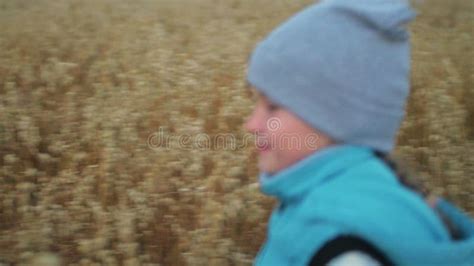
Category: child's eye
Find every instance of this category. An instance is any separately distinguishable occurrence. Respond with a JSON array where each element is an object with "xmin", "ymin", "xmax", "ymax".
[{"xmin": 267, "ymin": 103, "xmax": 279, "ymax": 111}]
